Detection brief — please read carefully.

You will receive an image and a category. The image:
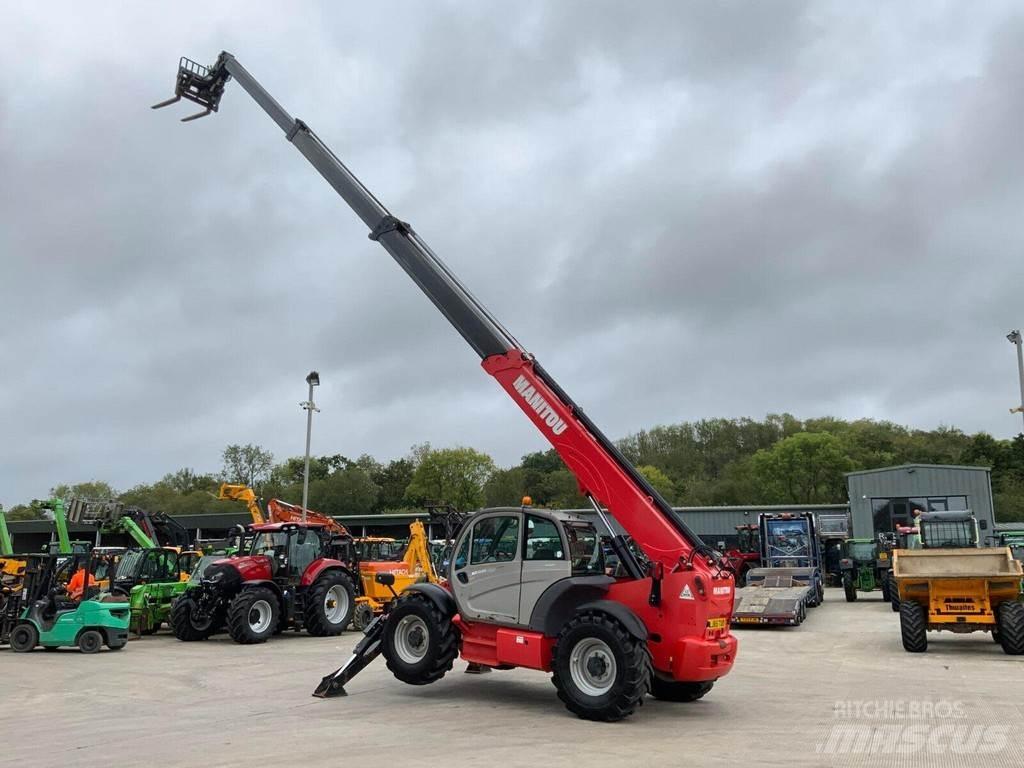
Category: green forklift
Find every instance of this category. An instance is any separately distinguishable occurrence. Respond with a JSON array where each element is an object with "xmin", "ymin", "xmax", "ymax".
[
  {"xmin": 1, "ymin": 550, "xmax": 130, "ymax": 653},
  {"xmin": 839, "ymin": 538, "xmax": 893, "ymax": 602}
]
